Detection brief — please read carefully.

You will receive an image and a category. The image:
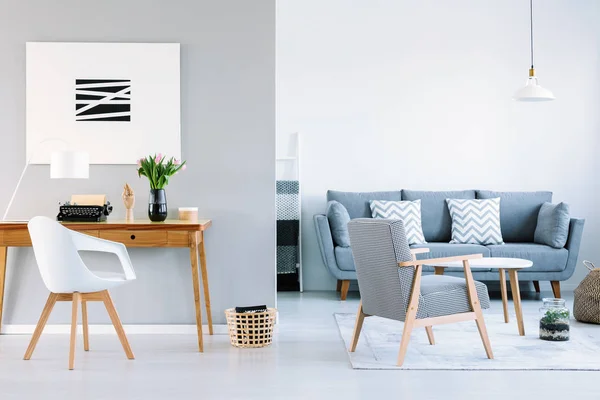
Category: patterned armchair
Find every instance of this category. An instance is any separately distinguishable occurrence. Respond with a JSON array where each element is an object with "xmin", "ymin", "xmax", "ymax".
[{"xmin": 347, "ymin": 219, "xmax": 494, "ymax": 366}]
